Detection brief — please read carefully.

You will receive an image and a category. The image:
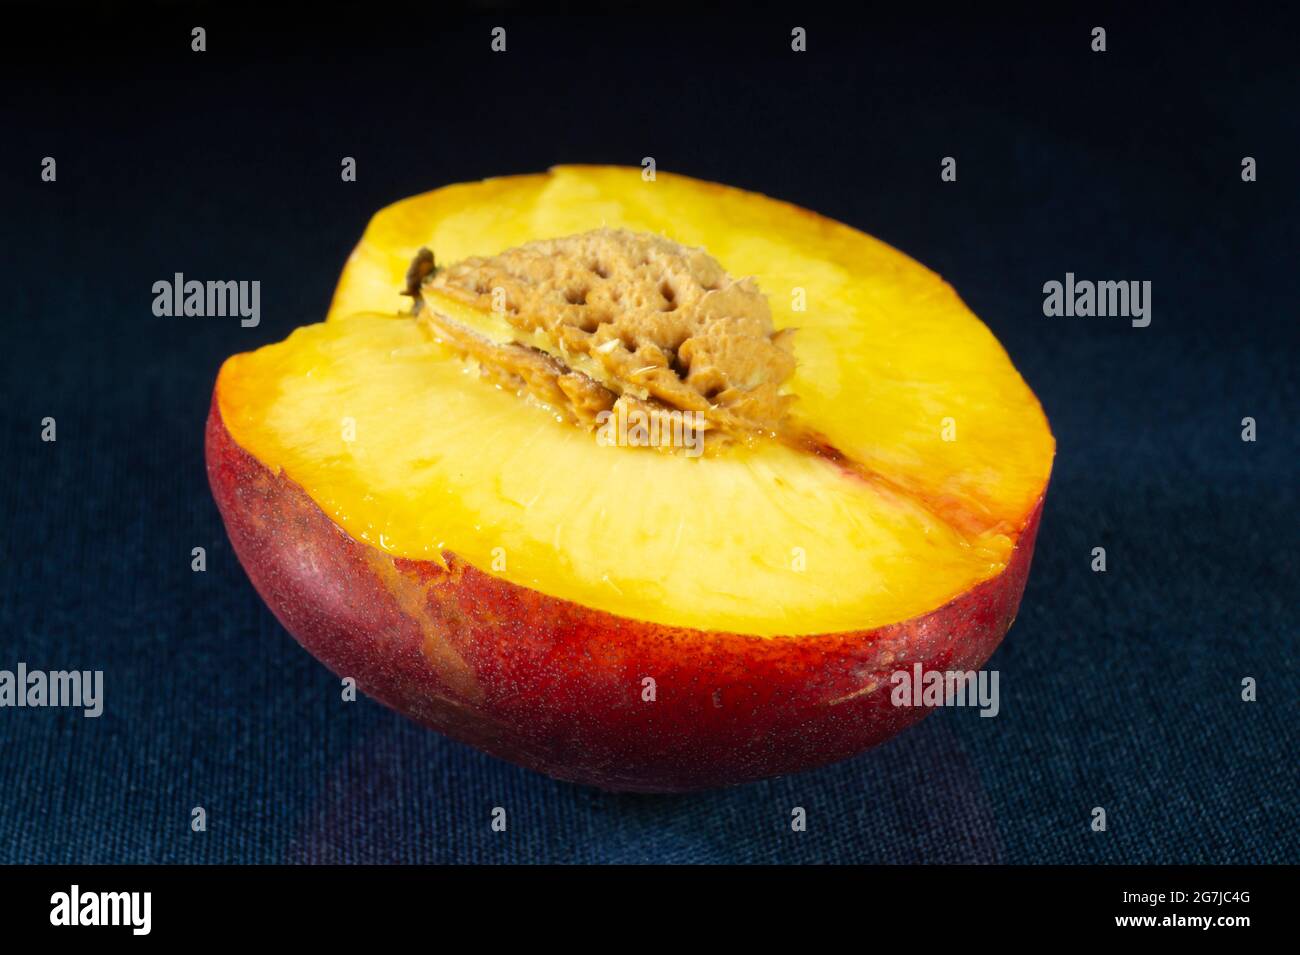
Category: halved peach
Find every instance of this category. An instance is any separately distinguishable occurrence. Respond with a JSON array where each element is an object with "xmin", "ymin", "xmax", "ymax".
[{"xmin": 207, "ymin": 166, "xmax": 1054, "ymax": 791}]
